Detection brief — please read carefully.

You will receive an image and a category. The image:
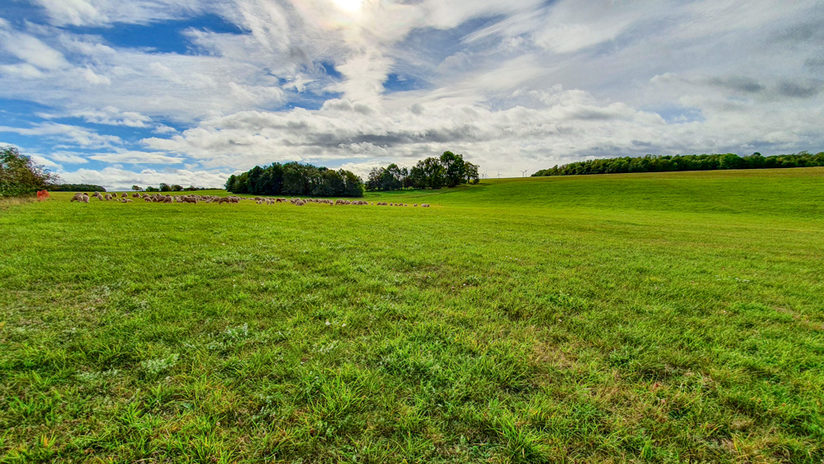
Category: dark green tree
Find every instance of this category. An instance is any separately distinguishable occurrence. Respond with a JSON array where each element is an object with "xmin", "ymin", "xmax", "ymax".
[
  {"xmin": 440, "ymin": 151, "xmax": 467, "ymax": 187},
  {"xmin": 340, "ymin": 169, "xmax": 364, "ymax": 197},
  {"xmin": 465, "ymin": 162, "xmax": 480, "ymax": 184}
]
